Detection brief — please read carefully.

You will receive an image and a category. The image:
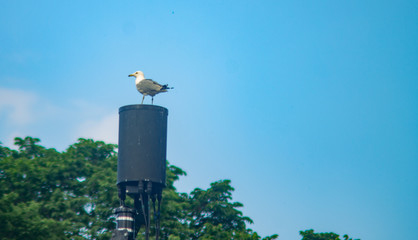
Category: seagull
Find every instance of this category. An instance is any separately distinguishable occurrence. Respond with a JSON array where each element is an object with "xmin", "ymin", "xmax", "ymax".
[{"xmin": 128, "ymin": 71, "xmax": 173, "ymax": 104}]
